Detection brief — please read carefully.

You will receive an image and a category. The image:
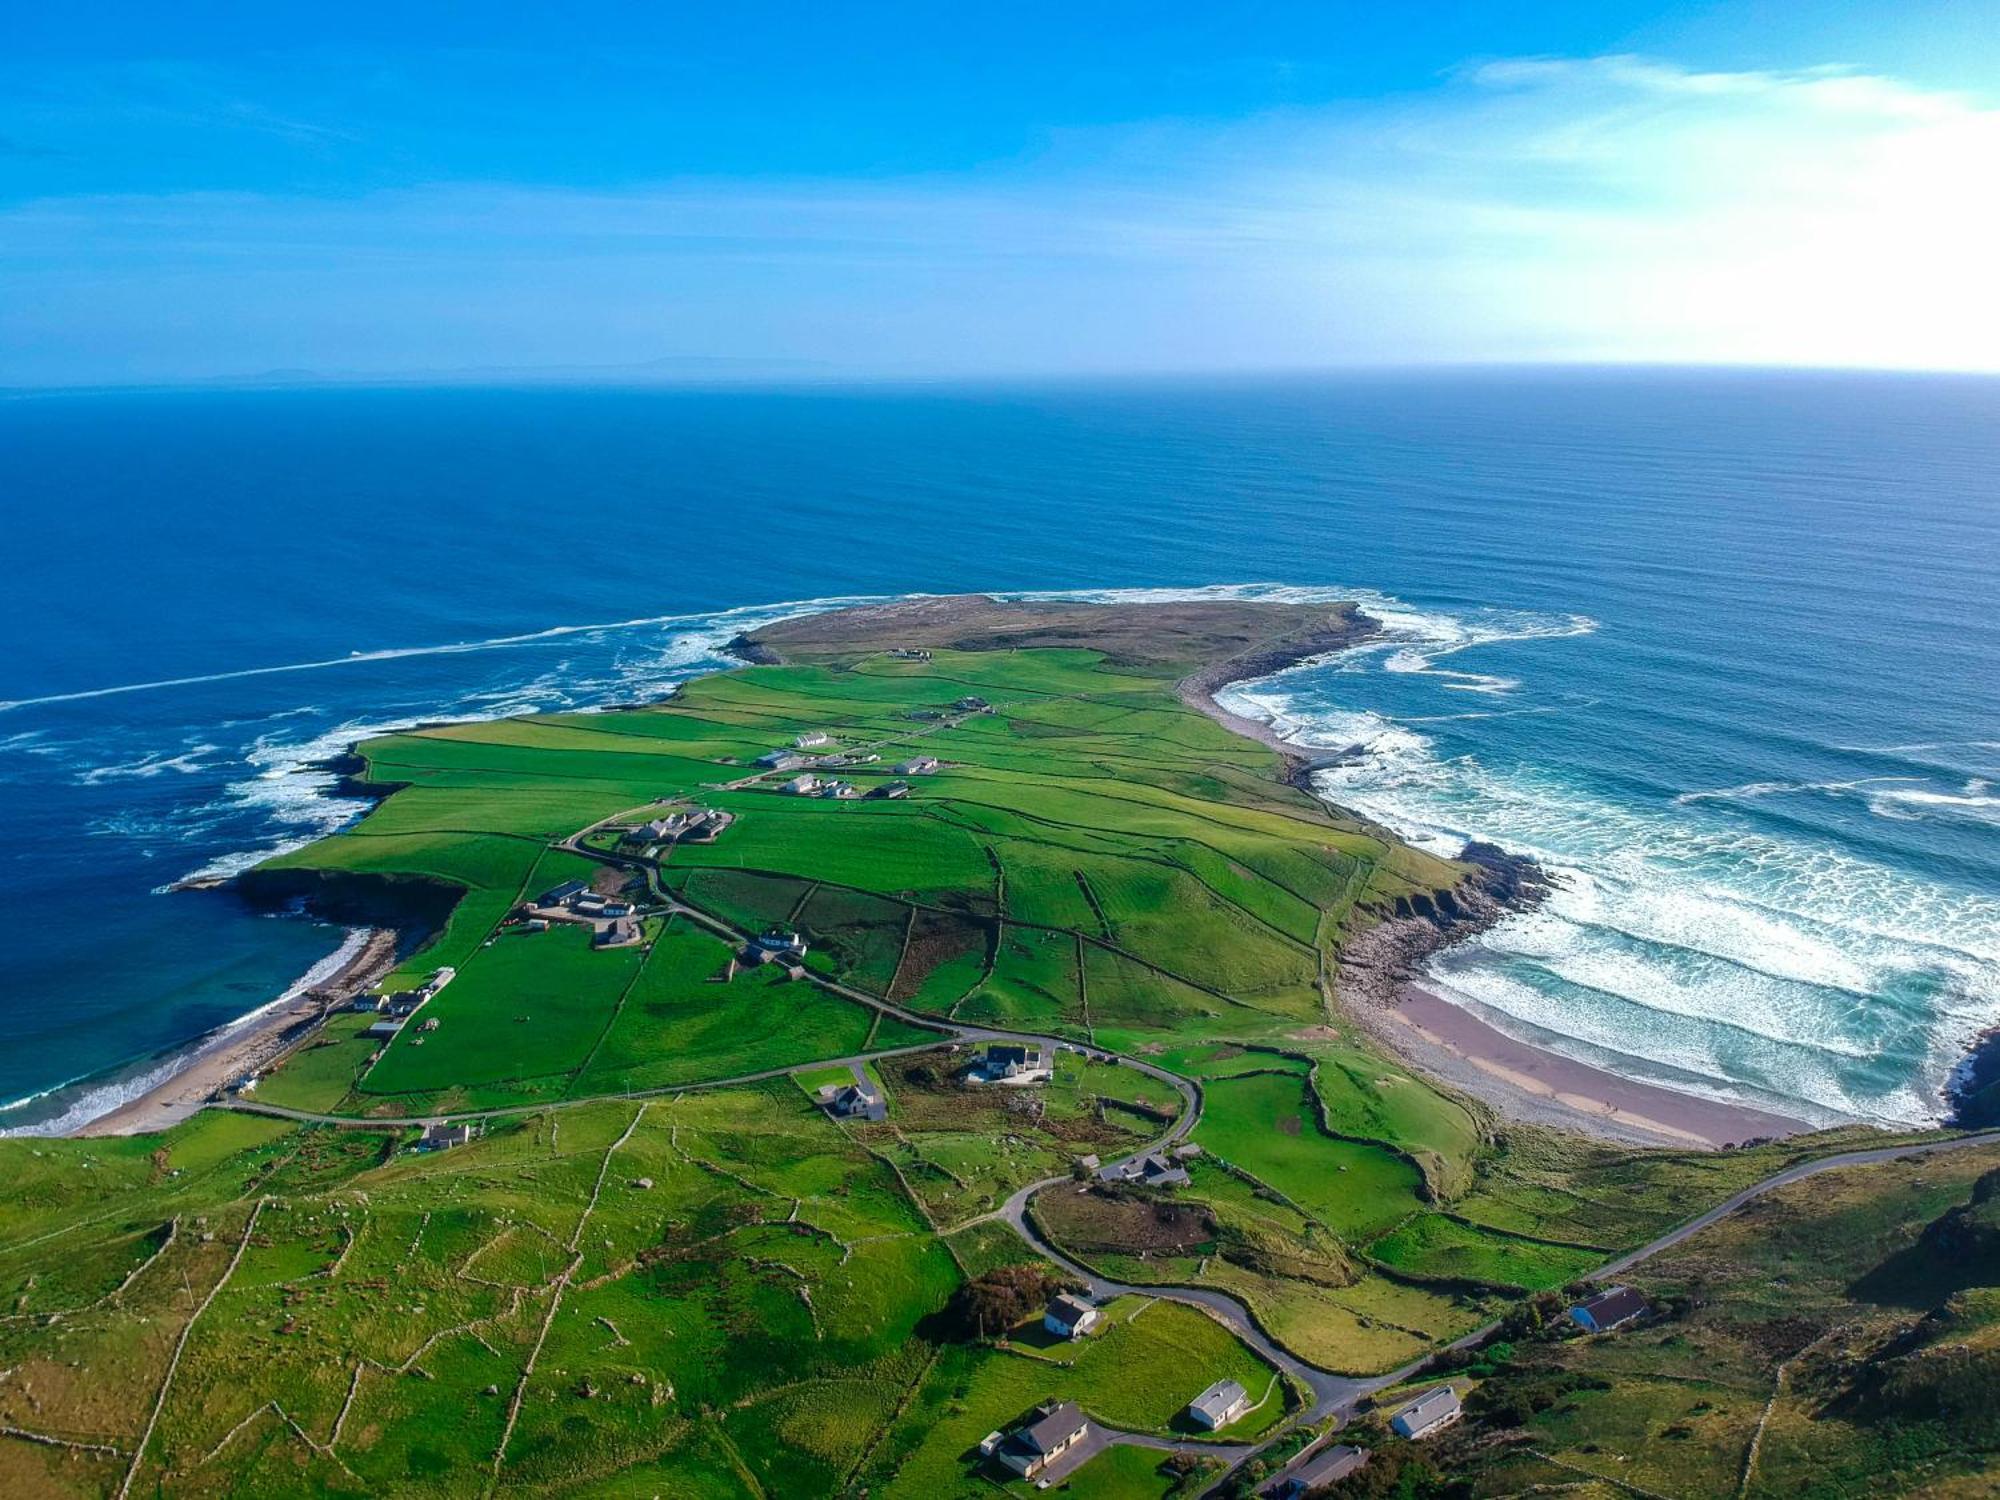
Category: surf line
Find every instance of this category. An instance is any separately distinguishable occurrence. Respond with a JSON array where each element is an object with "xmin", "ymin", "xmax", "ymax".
[{"xmin": 0, "ymin": 596, "xmax": 880, "ymax": 715}]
